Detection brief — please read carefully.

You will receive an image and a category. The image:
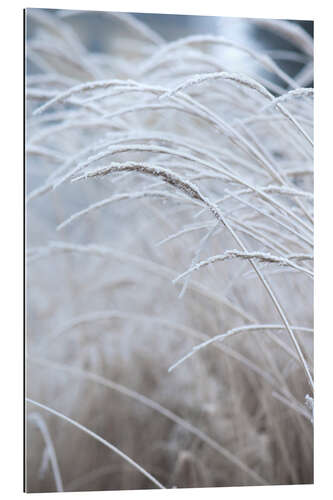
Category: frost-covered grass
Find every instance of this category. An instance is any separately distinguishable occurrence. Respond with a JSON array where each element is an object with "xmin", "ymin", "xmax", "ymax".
[{"xmin": 25, "ymin": 9, "xmax": 314, "ymax": 492}]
